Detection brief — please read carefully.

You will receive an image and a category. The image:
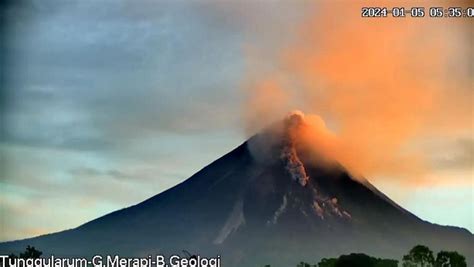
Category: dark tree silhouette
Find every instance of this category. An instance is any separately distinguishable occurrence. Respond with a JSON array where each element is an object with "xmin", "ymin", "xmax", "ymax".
[
  {"xmin": 374, "ymin": 259, "xmax": 398, "ymax": 267},
  {"xmin": 318, "ymin": 258, "xmax": 337, "ymax": 267},
  {"xmin": 336, "ymin": 253, "xmax": 378, "ymax": 267},
  {"xmin": 316, "ymin": 253, "xmax": 397, "ymax": 267},
  {"xmin": 19, "ymin": 245, "xmax": 42, "ymax": 259},
  {"xmin": 435, "ymin": 251, "xmax": 467, "ymax": 267},
  {"xmin": 402, "ymin": 245, "xmax": 435, "ymax": 267},
  {"xmin": 5, "ymin": 246, "xmax": 42, "ymax": 267},
  {"xmin": 263, "ymin": 247, "xmax": 466, "ymax": 267}
]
